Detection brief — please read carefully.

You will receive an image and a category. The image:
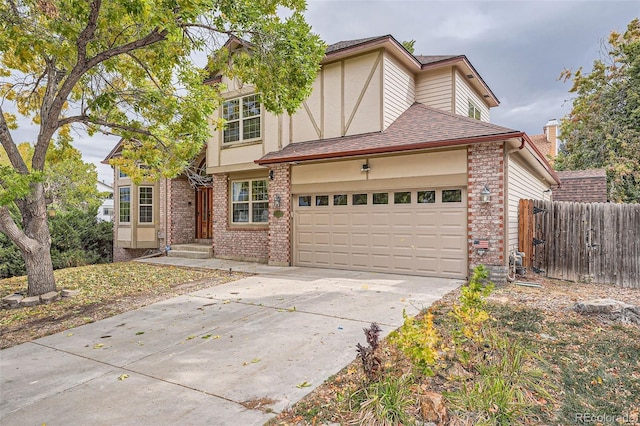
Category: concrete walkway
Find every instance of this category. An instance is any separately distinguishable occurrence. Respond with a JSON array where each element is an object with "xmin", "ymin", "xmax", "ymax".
[{"xmin": 1, "ymin": 259, "xmax": 462, "ymax": 426}]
